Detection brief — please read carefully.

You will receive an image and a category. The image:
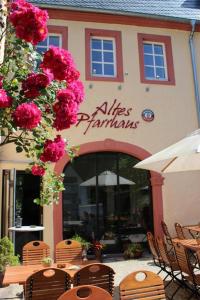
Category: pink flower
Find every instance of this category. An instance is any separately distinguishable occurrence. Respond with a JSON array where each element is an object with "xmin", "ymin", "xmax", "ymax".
[
  {"xmin": 12, "ymin": 102, "xmax": 41, "ymax": 129},
  {"xmin": 31, "ymin": 165, "xmax": 45, "ymax": 176},
  {"xmin": 40, "ymin": 135, "xmax": 66, "ymax": 162},
  {"xmin": 0, "ymin": 89, "xmax": 13, "ymax": 108},
  {"xmin": 56, "ymin": 89, "xmax": 76, "ymax": 103},
  {"xmin": 22, "ymin": 72, "xmax": 52, "ymax": 99},
  {"xmin": 68, "ymin": 80, "xmax": 85, "ymax": 104},
  {"xmin": 9, "ymin": 0, "xmax": 48, "ymax": 45},
  {"xmin": 41, "ymin": 46, "xmax": 80, "ymax": 82}
]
